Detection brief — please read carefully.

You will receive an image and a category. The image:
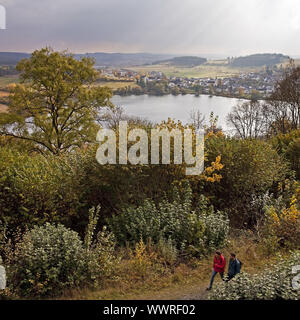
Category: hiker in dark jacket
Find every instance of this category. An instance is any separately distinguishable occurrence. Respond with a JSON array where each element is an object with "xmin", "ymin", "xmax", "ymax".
[{"xmin": 227, "ymin": 253, "xmax": 241, "ymax": 281}]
